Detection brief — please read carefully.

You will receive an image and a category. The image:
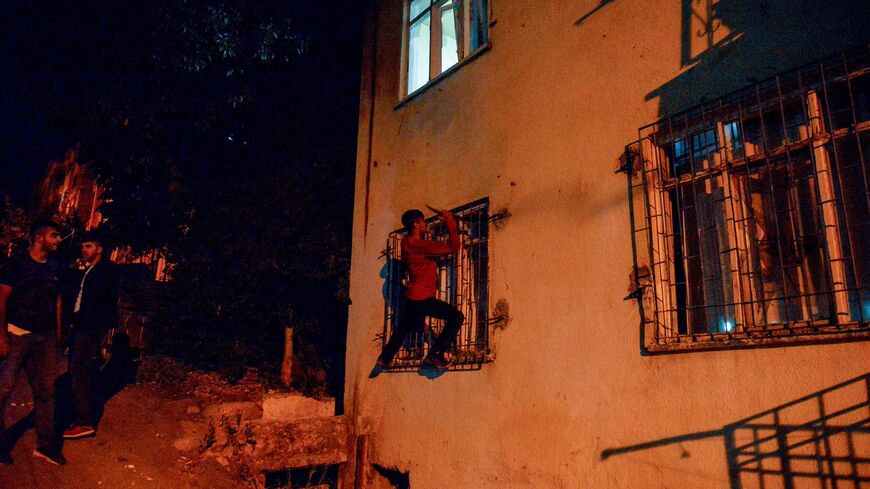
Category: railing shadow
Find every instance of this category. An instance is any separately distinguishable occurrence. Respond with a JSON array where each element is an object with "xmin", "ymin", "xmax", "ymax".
[{"xmin": 601, "ymin": 373, "xmax": 870, "ymax": 488}]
